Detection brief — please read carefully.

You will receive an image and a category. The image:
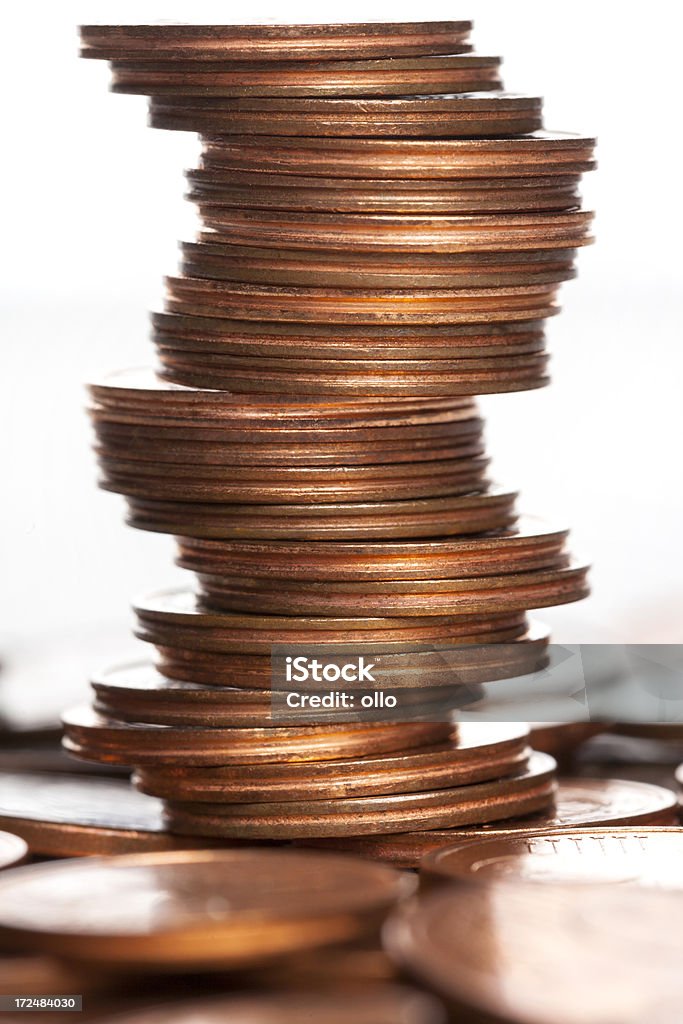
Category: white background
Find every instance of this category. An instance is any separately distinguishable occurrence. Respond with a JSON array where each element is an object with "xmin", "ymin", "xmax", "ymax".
[{"xmin": 2, "ymin": 0, "xmax": 682, "ymax": 683}]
